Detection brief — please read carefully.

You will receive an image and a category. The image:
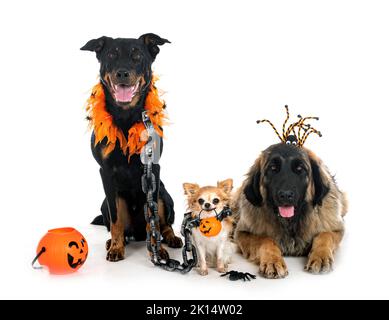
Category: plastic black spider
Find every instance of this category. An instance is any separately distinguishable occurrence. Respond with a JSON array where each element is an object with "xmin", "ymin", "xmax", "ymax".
[{"xmin": 221, "ymin": 271, "xmax": 257, "ymax": 282}]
